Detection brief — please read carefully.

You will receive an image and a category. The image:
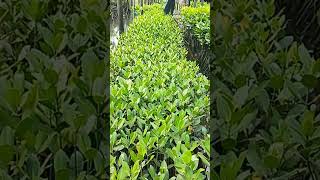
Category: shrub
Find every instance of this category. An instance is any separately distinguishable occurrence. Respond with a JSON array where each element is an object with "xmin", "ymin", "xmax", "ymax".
[
  {"xmin": 180, "ymin": 3, "xmax": 211, "ymax": 77},
  {"xmin": 0, "ymin": 0, "xmax": 108, "ymax": 179},
  {"xmin": 133, "ymin": 3, "xmax": 165, "ymax": 16},
  {"xmin": 110, "ymin": 5, "xmax": 210, "ymax": 179},
  {"xmin": 181, "ymin": 4, "xmax": 210, "ymax": 46},
  {"xmin": 211, "ymin": 0, "xmax": 320, "ymax": 179}
]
